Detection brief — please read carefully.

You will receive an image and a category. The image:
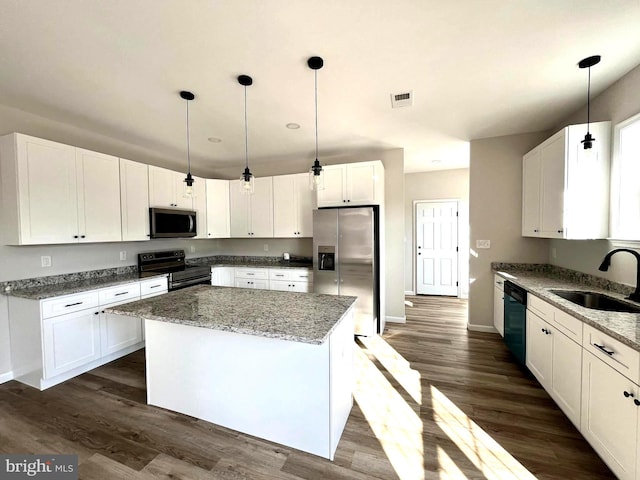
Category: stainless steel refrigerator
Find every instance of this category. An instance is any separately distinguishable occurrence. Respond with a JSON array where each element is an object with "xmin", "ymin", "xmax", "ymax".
[{"xmin": 313, "ymin": 206, "xmax": 380, "ymax": 336}]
